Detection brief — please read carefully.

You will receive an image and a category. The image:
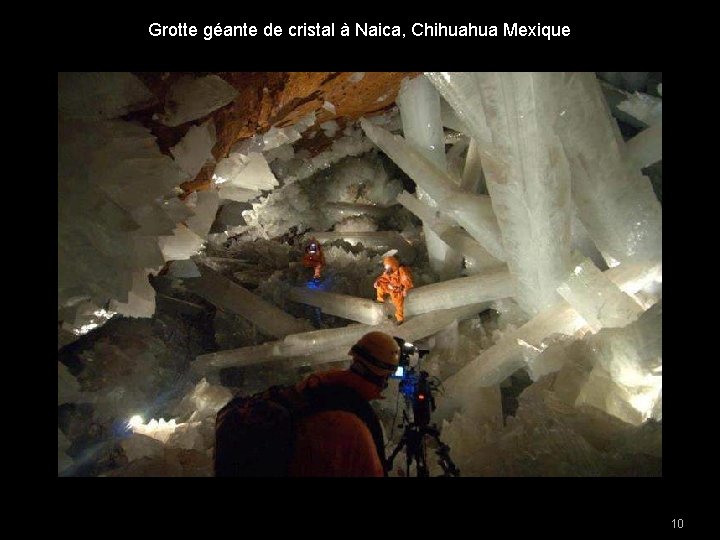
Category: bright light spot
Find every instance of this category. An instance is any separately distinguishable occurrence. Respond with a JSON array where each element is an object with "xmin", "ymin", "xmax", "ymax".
[
  {"xmin": 74, "ymin": 322, "xmax": 99, "ymax": 335},
  {"xmin": 404, "ymin": 342, "xmax": 414, "ymax": 348},
  {"xmin": 129, "ymin": 416, "xmax": 181, "ymax": 443},
  {"xmin": 629, "ymin": 378, "xmax": 662, "ymax": 420},
  {"xmin": 606, "ymin": 256, "xmax": 621, "ymax": 268},
  {"xmin": 127, "ymin": 415, "xmax": 144, "ymax": 429},
  {"xmin": 559, "ymin": 110, "xmax": 566, "ymax": 116},
  {"xmin": 212, "ymin": 173, "xmax": 228, "ymax": 185},
  {"xmin": 574, "ymin": 265, "xmax": 583, "ymax": 275},
  {"xmin": 517, "ymin": 339, "xmax": 544, "ymax": 352}
]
